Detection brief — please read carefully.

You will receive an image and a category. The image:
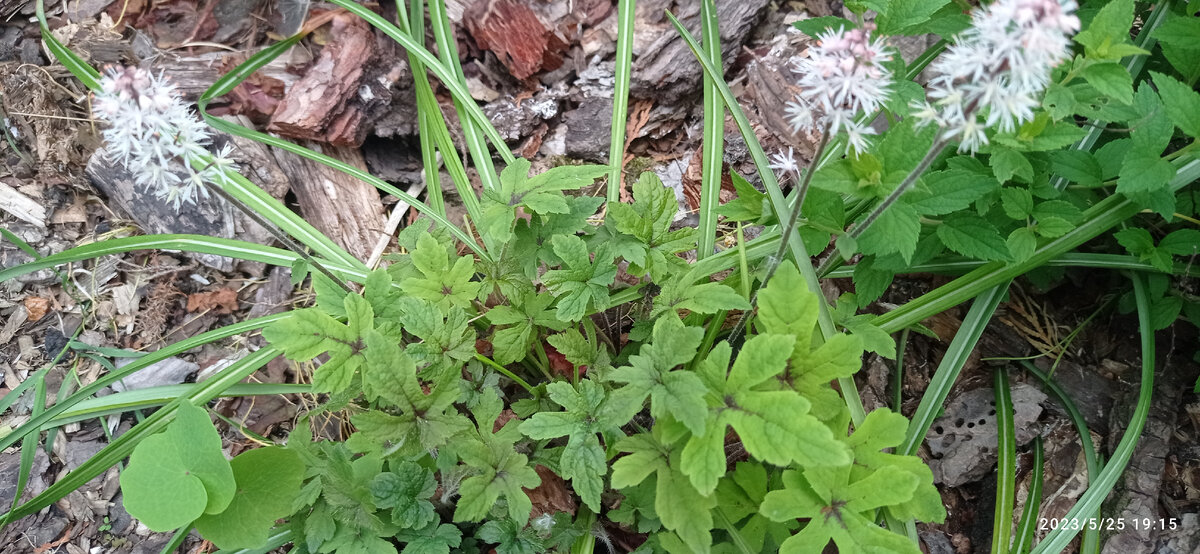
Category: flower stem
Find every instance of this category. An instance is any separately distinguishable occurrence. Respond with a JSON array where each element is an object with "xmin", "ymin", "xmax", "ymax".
[
  {"xmin": 816, "ymin": 138, "xmax": 949, "ymax": 277},
  {"xmin": 728, "ymin": 125, "xmax": 832, "ymax": 344},
  {"xmin": 203, "ymin": 175, "xmax": 354, "ymax": 292}
]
